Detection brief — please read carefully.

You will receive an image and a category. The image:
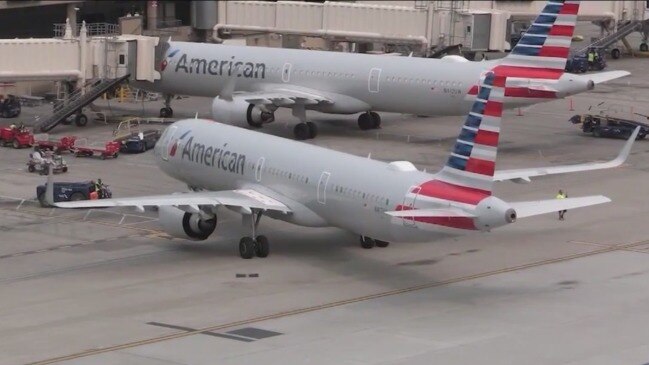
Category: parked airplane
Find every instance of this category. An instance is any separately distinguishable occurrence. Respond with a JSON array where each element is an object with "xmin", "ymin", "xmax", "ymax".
[
  {"xmin": 133, "ymin": 0, "xmax": 628, "ymax": 140},
  {"xmin": 47, "ymin": 71, "xmax": 638, "ymax": 259}
]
